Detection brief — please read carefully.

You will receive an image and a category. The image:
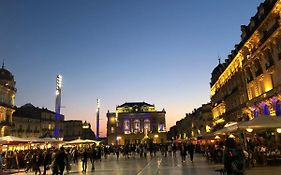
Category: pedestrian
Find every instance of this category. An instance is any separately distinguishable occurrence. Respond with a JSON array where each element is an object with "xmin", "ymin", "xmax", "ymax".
[
  {"xmin": 0, "ymin": 152, "xmax": 3, "ymax": 173},
  {"xmin": 51, "ymin": 149, "xmax": 59, "ymax": 175},
  {"xmin": 90, "ymin": 146, "xmax": 97, "ymax": 171},
  {"xmin": 42, "ymin": 150, "xmax": 52, "ymax": 175},
  {"xmin": 180, "ymin": 143, "xmax": 187, "ymax": 162},
  {"xmin": 223, "ymin": 138, "xmax": 245, "ymax": 175},
  {"xmin": 187, "ymin": 141, "xmax": 195, "ymax": 162},
  {"xmin": 115, "ymin": 145, "xmax": 120, "ymax": 160},
  {"xmin": 82, "ymin": 149, "xmax": 89, "ymax": 173},
  {"xmin": 56, "ymin": 147, "xmax": 68, "ymax": 175}
]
